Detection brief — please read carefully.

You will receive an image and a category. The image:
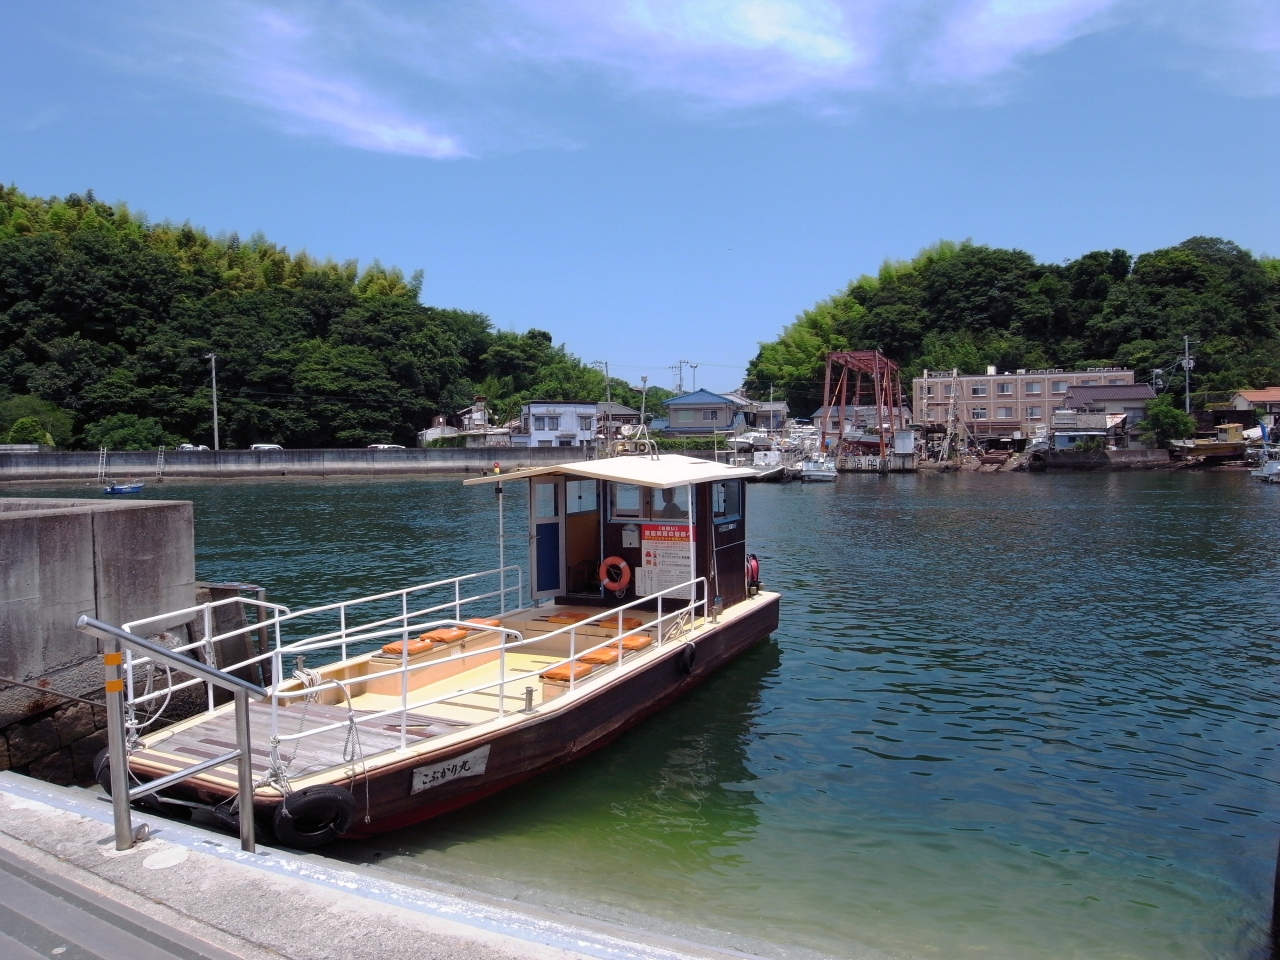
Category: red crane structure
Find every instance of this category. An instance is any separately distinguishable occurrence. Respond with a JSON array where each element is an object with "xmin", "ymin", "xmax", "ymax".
[{"xmin": 819, "ymin": 350, "xmax": 908, "ymax": 458}]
